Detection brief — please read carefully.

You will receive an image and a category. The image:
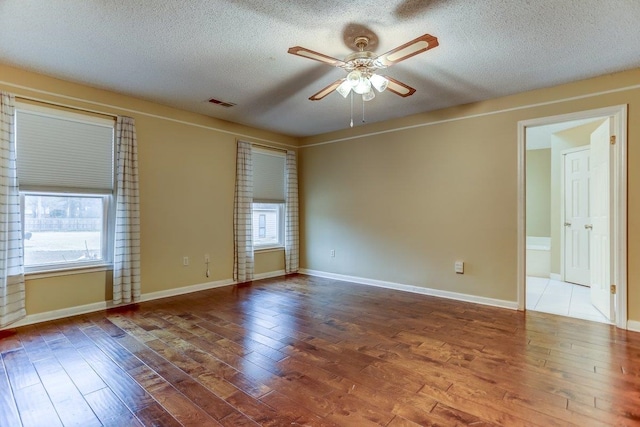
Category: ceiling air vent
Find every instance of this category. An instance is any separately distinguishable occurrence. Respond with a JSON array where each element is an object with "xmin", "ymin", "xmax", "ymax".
[{"xmin": 208, "ymin": 97, "xmax": 236, "ymax": 108}]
